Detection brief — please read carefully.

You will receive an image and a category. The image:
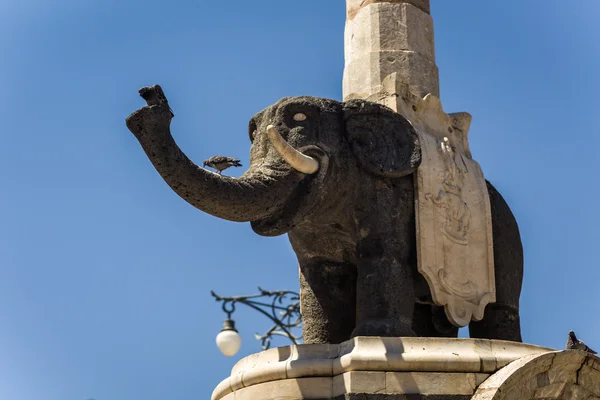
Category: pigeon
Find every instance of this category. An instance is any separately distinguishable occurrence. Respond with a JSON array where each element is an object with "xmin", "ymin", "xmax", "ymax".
[
  {"xmin": 138, "ymin": 84, "xmax": 174, "ymax": 118},
  {"xmin": 566, "ymin": 330, "xmax": 597, "ymax": 354},
  {"xmin": 203, "ymin": 156, "xmax": 242, "ymax": 175}
]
